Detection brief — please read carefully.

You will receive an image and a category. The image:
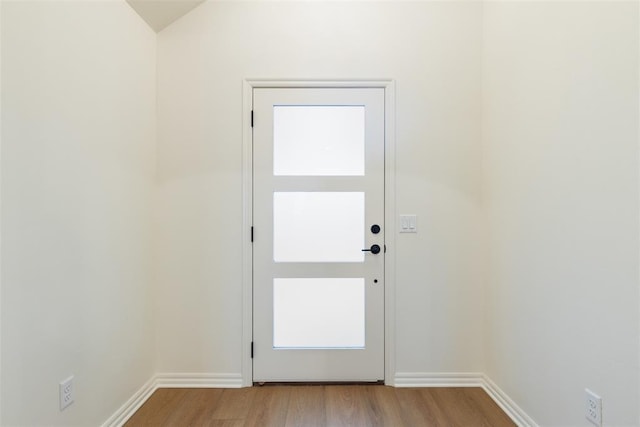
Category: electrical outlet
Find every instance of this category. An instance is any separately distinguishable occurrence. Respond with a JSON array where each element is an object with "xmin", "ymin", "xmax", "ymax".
[
  {"xmin": 59, "ymin": 376, "xmax": 74, "ymax": 411},
  {"xmin": 585, "ymin": 389, "xmax": 602, "ymax": 426}
]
